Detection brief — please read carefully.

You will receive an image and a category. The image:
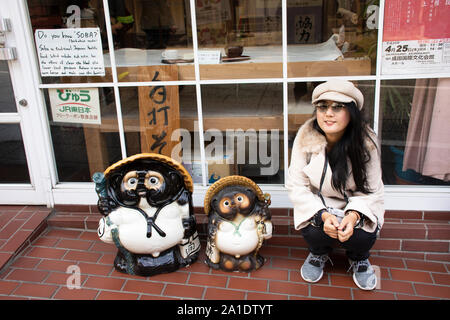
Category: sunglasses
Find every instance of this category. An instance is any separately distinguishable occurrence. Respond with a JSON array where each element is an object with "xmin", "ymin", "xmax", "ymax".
[{"xmin": 313, "ymin": 102, "xmax": 347, "ymax": 113}]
